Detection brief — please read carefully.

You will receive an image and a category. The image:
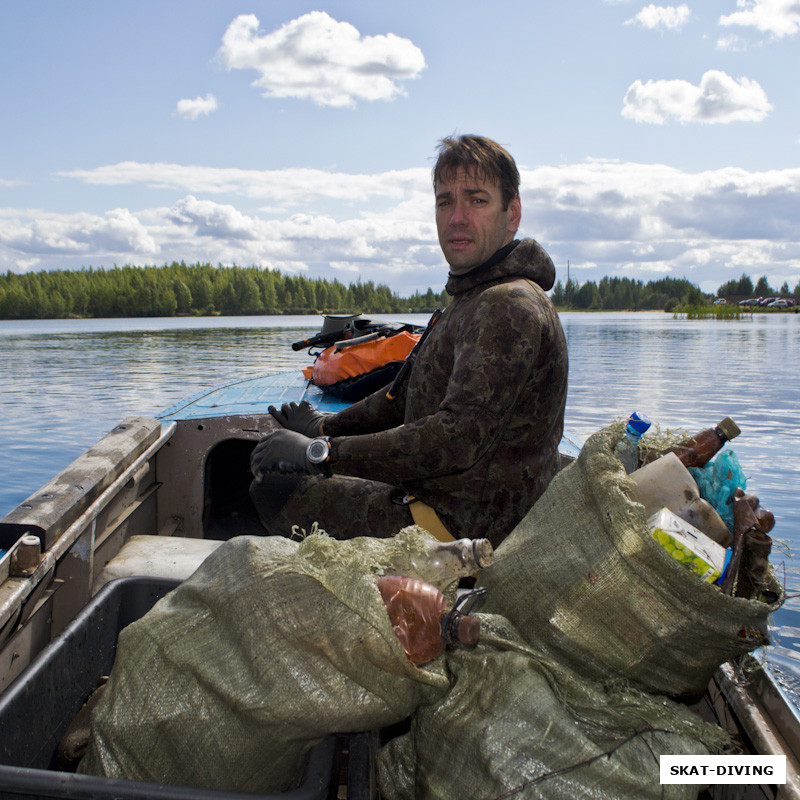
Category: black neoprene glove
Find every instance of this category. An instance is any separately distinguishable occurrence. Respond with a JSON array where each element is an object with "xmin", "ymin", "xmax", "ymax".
[
  {"xmin": 268, "ymin": 400, "xmax": 328, "ymax": 438},
  {"xmin": 250, "ymin": 429, "xmax": 328, "ymax": 477}
]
